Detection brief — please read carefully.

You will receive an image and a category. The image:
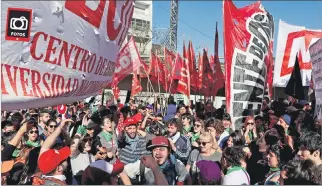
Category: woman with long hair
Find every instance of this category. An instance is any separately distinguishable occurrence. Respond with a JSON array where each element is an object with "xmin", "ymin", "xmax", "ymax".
[
  {"xmin": 186, "ymin": 132, "xmax": 222, "ymax": 184},
  {"xmin": 187, "ymin": 118, "xmax": 205, "ymax": 149},
  {"xmin": 96, "ymin": 114, "xmax": 118, "ymax": 160},
  {"xmin": 242, "ymin": 116, "xmax": 258, "ymax": 144}
]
